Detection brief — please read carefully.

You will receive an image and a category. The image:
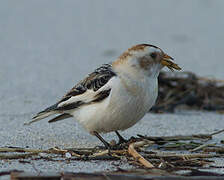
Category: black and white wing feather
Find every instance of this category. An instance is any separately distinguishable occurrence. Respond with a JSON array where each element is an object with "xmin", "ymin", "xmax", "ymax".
[
  {"xmin": 26, "ymin": 64, "xmax": 116, "ymax": 125},
  {"xmin": 56, "ymin": 64, "xmax": 116, "ymax": 110}
]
